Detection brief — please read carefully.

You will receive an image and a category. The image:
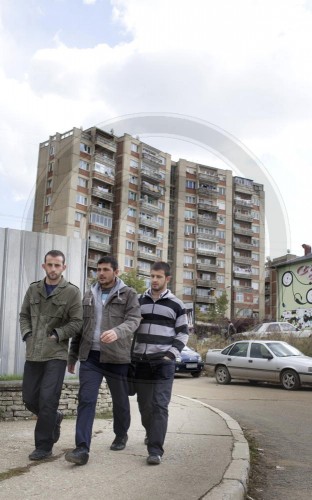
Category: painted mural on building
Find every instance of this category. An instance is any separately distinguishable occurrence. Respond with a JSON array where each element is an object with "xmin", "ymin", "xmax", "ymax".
[{"xmin": 279, "ymin": 261, "xmax": 312, "ymax": 330}]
